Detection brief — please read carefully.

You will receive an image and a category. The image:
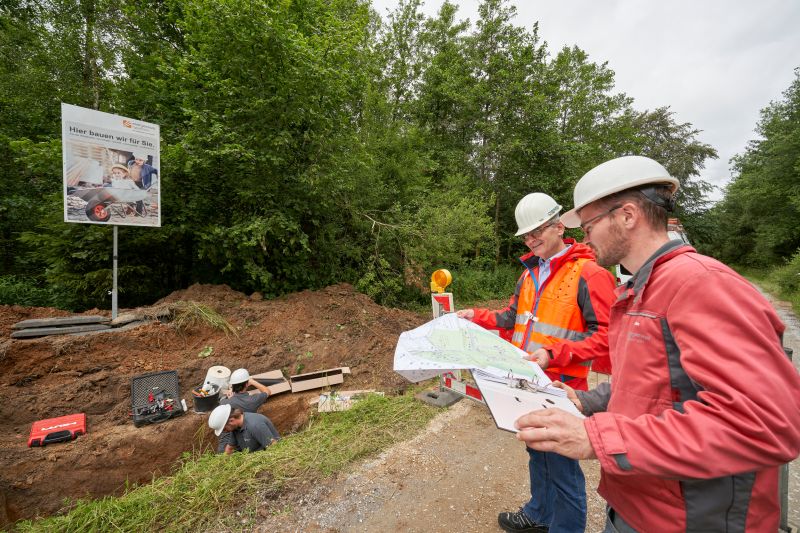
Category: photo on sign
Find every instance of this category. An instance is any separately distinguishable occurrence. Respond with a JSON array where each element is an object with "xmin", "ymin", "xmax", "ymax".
[
  {"xmin": 64, "ymin": 142, "xmax": 159, "ymax": 224},
  {"xmin": 61, "ymin": 103, "xmax": 161, "ymax": 227}
]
